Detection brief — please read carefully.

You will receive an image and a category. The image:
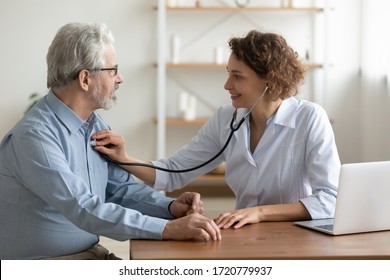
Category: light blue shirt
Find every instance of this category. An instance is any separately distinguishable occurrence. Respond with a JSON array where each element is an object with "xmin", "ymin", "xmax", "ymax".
[
  {"xmin": 0, "ymin": 90, "xmax": 174, "ymax": 259},
  {"xmin": 154, "ymin": 97, "xmax": 341, "ymax": 219}
]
